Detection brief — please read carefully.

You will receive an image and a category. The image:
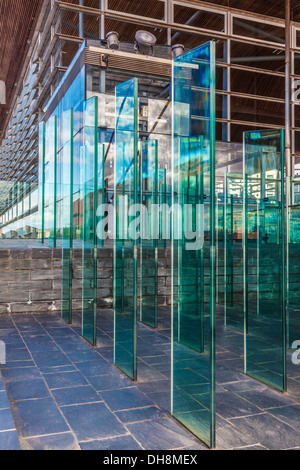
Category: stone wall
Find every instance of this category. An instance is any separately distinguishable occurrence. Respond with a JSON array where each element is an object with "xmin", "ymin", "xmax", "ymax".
[{"xmin": 0, "ymin": 246, "xmax": 172, "ymax": 315}]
